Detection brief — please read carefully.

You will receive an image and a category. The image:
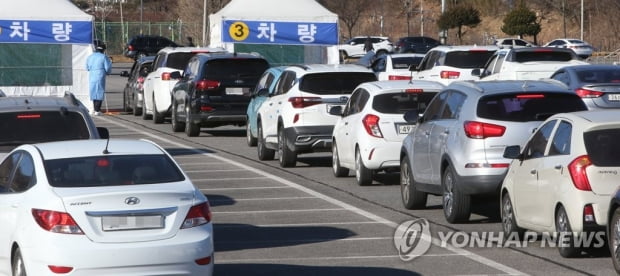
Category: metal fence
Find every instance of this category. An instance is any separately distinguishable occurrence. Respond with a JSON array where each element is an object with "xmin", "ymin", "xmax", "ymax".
[{"xmin": 94, "ymin": 21, "xmax": 202, "ymax": 56}]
